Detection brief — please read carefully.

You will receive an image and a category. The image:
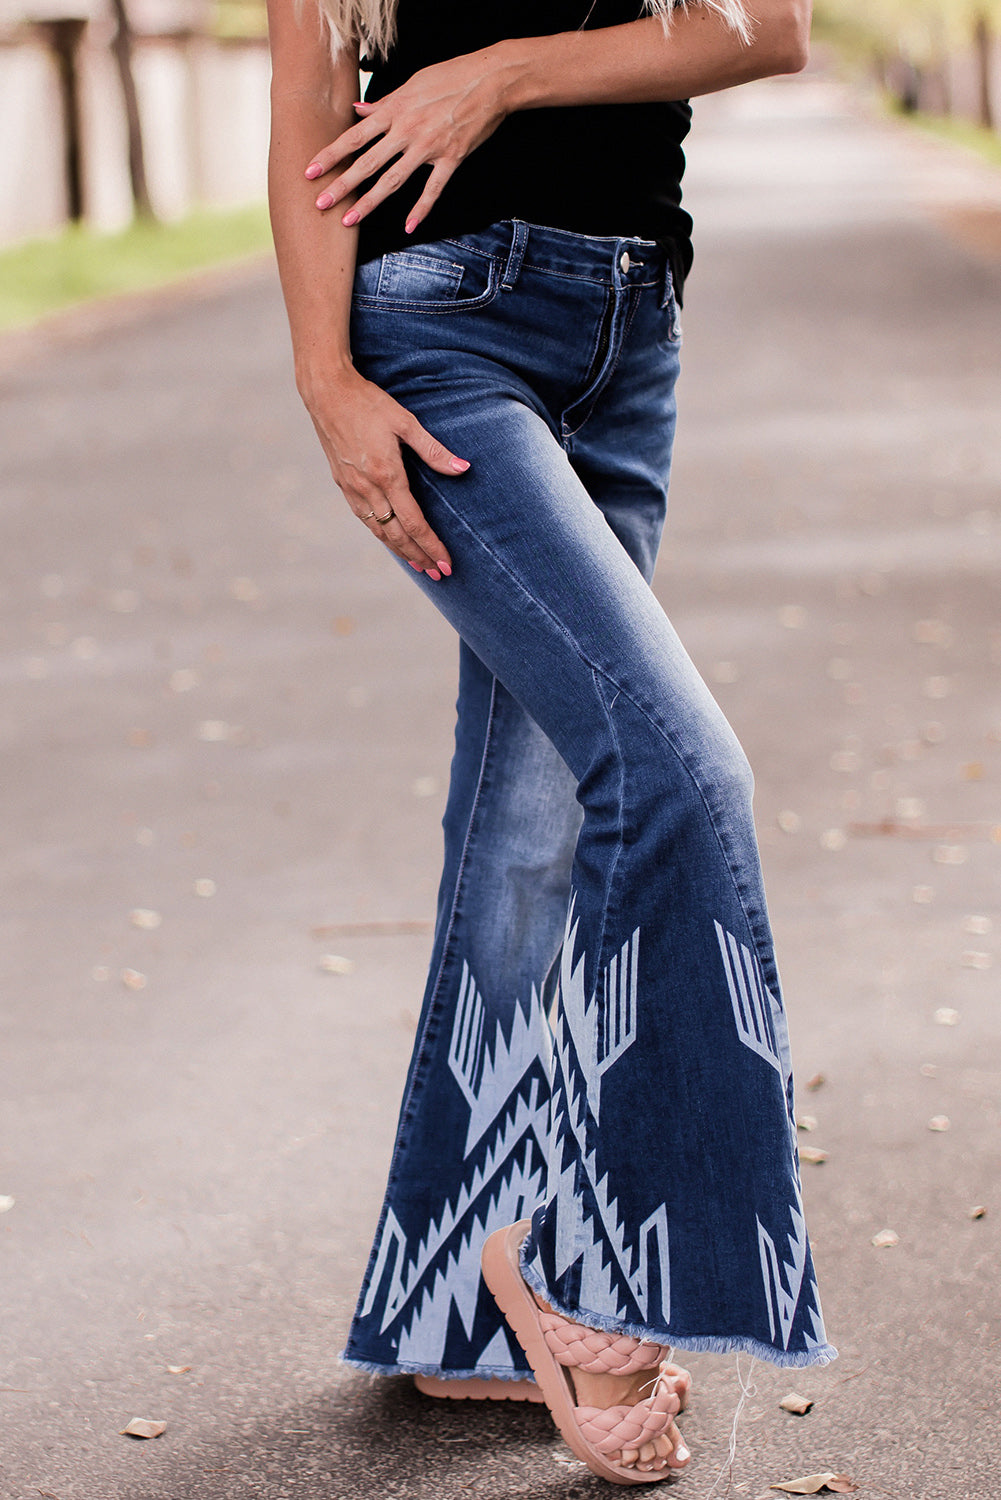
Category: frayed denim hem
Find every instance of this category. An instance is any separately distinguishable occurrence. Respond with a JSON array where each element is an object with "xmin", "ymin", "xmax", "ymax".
[
  {"xmin": 339, "ymin": 1351, "xmax": 537, "ymax": 1382},
  {"xmin": 517, "ymin": 1254, "xmax": 838, "ymax": 1370}
]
